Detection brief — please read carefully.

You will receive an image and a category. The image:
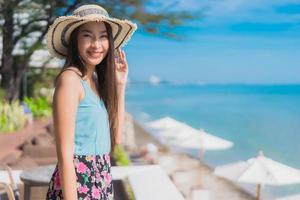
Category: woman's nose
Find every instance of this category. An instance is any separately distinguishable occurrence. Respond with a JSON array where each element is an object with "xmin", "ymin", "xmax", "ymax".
[{"xmin": 91, "ymin": 39, "xmax": 101, "ymax": 48}]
